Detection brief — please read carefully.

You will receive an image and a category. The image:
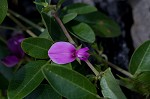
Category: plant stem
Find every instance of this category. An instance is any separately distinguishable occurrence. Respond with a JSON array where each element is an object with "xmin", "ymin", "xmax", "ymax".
[
  {"xmin": 53, "ymin": 12, "xmax": 99, "ymax": 76},
  {"xmin": 0, "ymin": 26, "xmax": 18, "ymax": 30},
  {"xmin": 8, "ymin": 9, "xmax": 45, "ymax": 32},
  {"xmin": 85, "ymin": 60, "xmax": 99, "ymax": 76},
  {"xmin": 103, "ymin": 60, "xmax": 134, "ymax": 78},
  {"xmin": 52, "ymin": 12, "xmax": 76, "ymax": 46},
  {"xmin": 7, "ymin": 13, "xmax": 37, "ymax": 37},
  {"xmin": 93, "ymin": 53, "xmax": 134, "ymax": 78}
]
